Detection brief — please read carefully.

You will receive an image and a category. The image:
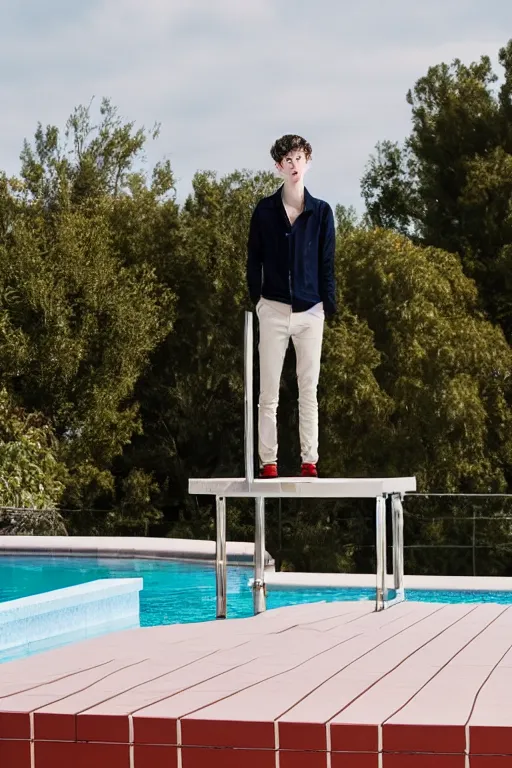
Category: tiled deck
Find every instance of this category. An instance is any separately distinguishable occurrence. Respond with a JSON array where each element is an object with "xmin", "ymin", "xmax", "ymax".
[{"xmin": 0, "ymin": 600, "xmax": 511, "ymax": 767}]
